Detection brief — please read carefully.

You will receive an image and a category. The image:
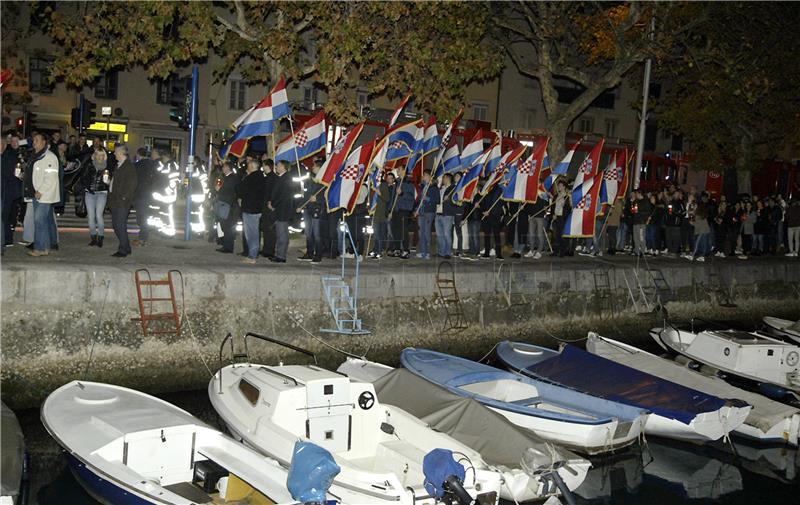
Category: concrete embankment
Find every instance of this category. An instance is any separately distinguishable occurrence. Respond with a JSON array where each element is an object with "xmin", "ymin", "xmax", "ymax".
[{"xmin": 2, "ymin": 256, "xmax": 799, "ymax": 408}]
